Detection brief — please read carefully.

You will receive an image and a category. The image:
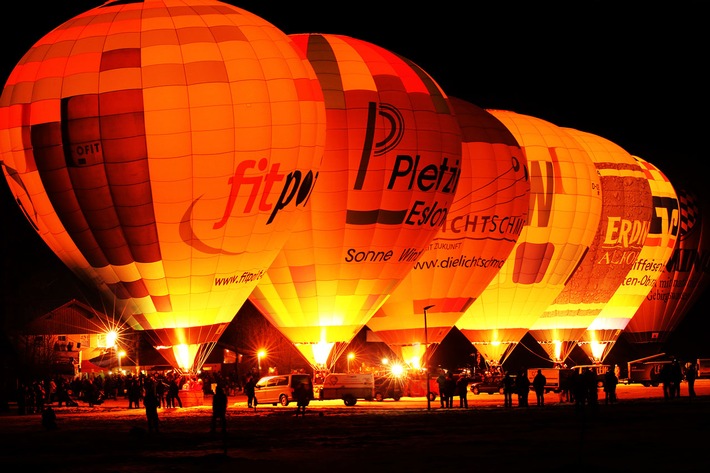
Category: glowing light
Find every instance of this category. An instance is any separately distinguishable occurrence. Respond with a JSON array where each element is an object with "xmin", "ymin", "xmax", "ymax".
[
  {"xmin": 106, "ymin": 331, "xmax": 119, "ymax": 348},
  {"xmin": 390, "ymin": 363, "xmax": 405, "ymax": 377},
  {"xmin": 174, "ymin": 344, "xmax": 194, "ymax": 372}
]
